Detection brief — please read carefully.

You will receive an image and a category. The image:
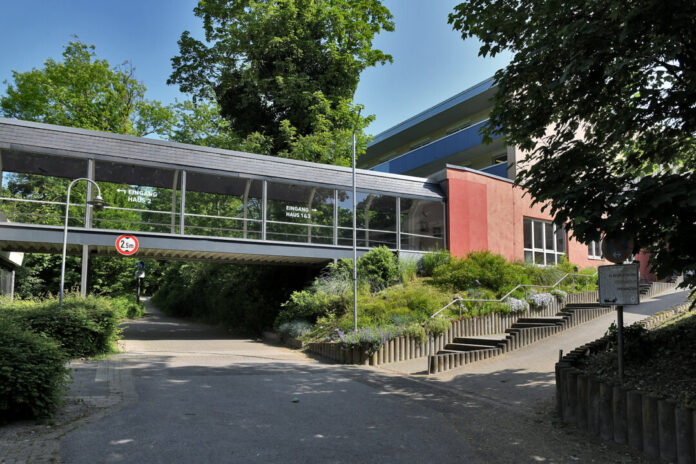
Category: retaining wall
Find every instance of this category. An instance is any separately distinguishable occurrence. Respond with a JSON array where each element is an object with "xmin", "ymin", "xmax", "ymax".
[
  {"xmin": 555, "ymin": 301, "xmax": 696, "ymax": 463},
  {"xmin": 307, "ymin": 290, "xmax": 600, "ymax": 367}
]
